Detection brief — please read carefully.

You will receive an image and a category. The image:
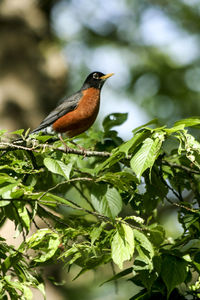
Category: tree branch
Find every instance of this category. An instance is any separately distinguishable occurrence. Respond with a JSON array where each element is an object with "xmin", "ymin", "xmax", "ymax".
[
  {"xmin": 37, "ymin": 177, "xmax": 93, "ymax": 201},
  {"xmin": 0, "ymin": 141, "xmax": 112, "ymax": 158},
  {"xmin": 162, "ymin": 159, "xmax": 200, "ymax": 175}
]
